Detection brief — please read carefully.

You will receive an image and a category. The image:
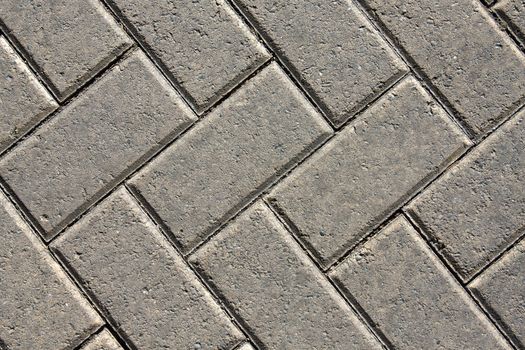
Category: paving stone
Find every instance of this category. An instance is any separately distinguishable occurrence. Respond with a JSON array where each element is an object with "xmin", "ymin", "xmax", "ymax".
[
  {"xmin": 495, "ymin": 0, "xmax": 525, "ymax": 44},
  {"xmin": 0, "ymin": 0, "xmax": 132, "ymax": 100},
  {"xmin": 0, "ymin": 36, "xmax": 57, "ymax": 153},
  {"xmin": 236, "ymin": 342, "xmax": 255, "ymax": 350},
  {"xmin": 0, "ymin": 50, "xmax": 196, "ymax": 240},
  {"xmin": 189, "ymin": 201, "xmax": 381, "ymax": 350},
  {"xmin": 231, "ymin": 0, "xmax": 406, "ymax": 125},
  {"xmin": 469, "ymin": 237, "xmax": 525, "ymax": 347},
  {"xmin": 106, "ymin": 0, "xmax": 269, "ymax": 113},
  {"xmin": 361, "ymin": 0, "xmax": 525, "ymax": 136},
  {"xmin": 329, "ymin": 216, "xmax": 511, "ymax": 350},
  {"xmin": 80, "ymin": 329, "xmax": 122, "ymax": 350},
  {"xmin": 130, "ymin": 62, "xmax": 332, "ymax": 254},
  {"xmin": 232, "ymin": 0, "xmax": 407, "ymax": 126},
  {"xmin": 0, "ymin": 190, "xmax": 102, "ymax": 350},
  {"xmin": 51, "ymin": 187, "xmax": 243, "ymax": 350},
  {"xmin": 268, "ymin": 76, "xmax": 470, "ymax": 269},
  {"xmin": 406, "ymin": 109, "xmax": 525, "ymax": 281}
]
